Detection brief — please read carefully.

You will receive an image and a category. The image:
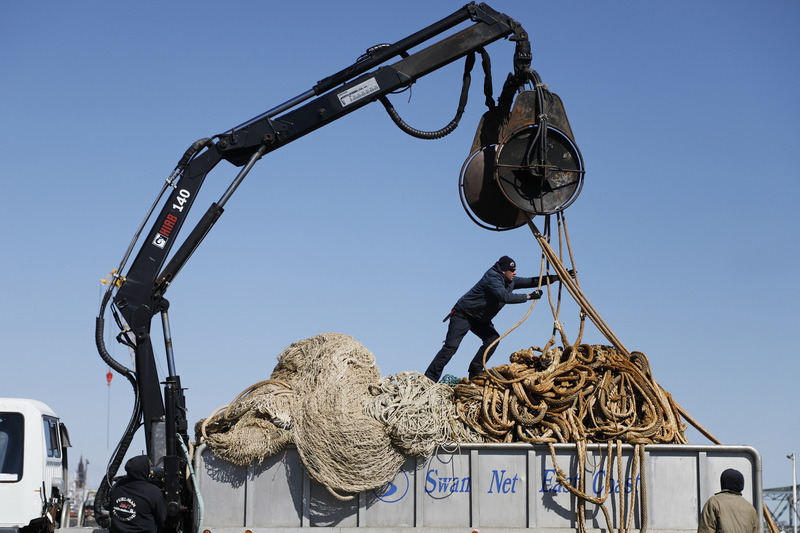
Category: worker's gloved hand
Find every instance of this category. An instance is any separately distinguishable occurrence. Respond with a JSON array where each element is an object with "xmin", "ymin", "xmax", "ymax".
[
  {"xmin": 548, "ymin": 270, "xmax": 576, "ymax": 283},
  {"xmin": 529, "ymin": 290, "xmax": 543, "ymax": 300}
]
